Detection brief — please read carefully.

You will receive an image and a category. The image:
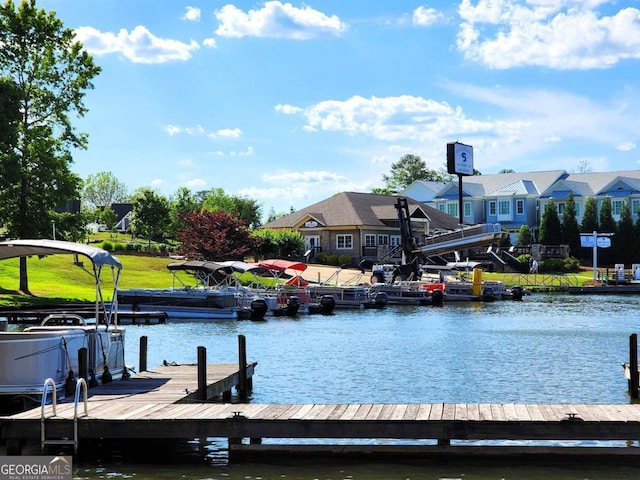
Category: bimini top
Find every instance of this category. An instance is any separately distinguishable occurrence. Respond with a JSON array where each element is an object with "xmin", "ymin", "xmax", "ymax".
[
  {"xmin": 0, "ymin": 239, "xmax": 122, "ymax": 270},
  {"xmin": 258, "ymin": 259, "xmax": 307, "ymax": 273},
  {"xmin": 166, "ymin": 260, "xmax": 233, "ymax": 274}
]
